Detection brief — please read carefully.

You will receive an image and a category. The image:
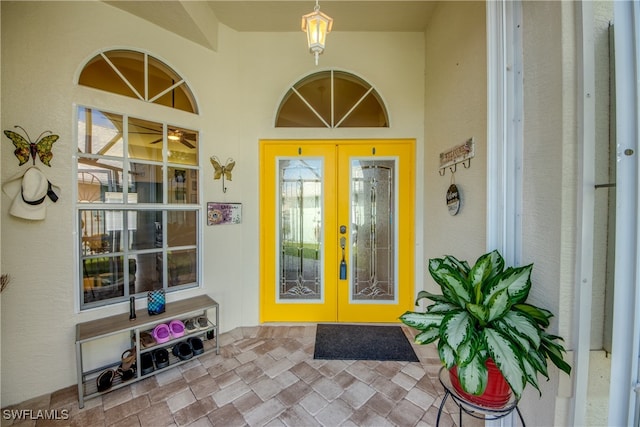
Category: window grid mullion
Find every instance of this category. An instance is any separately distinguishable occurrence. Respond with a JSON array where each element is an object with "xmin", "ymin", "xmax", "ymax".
[
  {"xmin": 292, "ymin": 87, "xmax": 331, "ymax": 128},
  {"xmin": 100, "ymin": 53, "xmax": 144, "ymax": 101},
  {"xmin": 144, "ymin": 53, "xmax": 148, "ymax": 101},
  {"xmin": 331, "ymin": 69, "xmax": 335, "ymax": 128},
  {"xmin": 335, "ymin": 86, "xmax": 374, "ymax": 128}
]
